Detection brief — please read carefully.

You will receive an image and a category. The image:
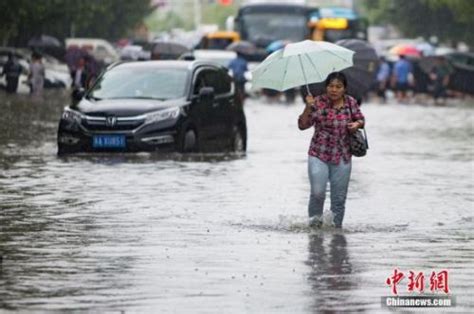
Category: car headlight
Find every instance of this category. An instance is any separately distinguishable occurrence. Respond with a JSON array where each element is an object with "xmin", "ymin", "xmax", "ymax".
[
  {"xmin": 61, "ymin": 108, "xmax": 83, "ymax": 123},
  {"xmin": 145, "ymin": 107, "xmax": 180, "ymax": 124}
]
